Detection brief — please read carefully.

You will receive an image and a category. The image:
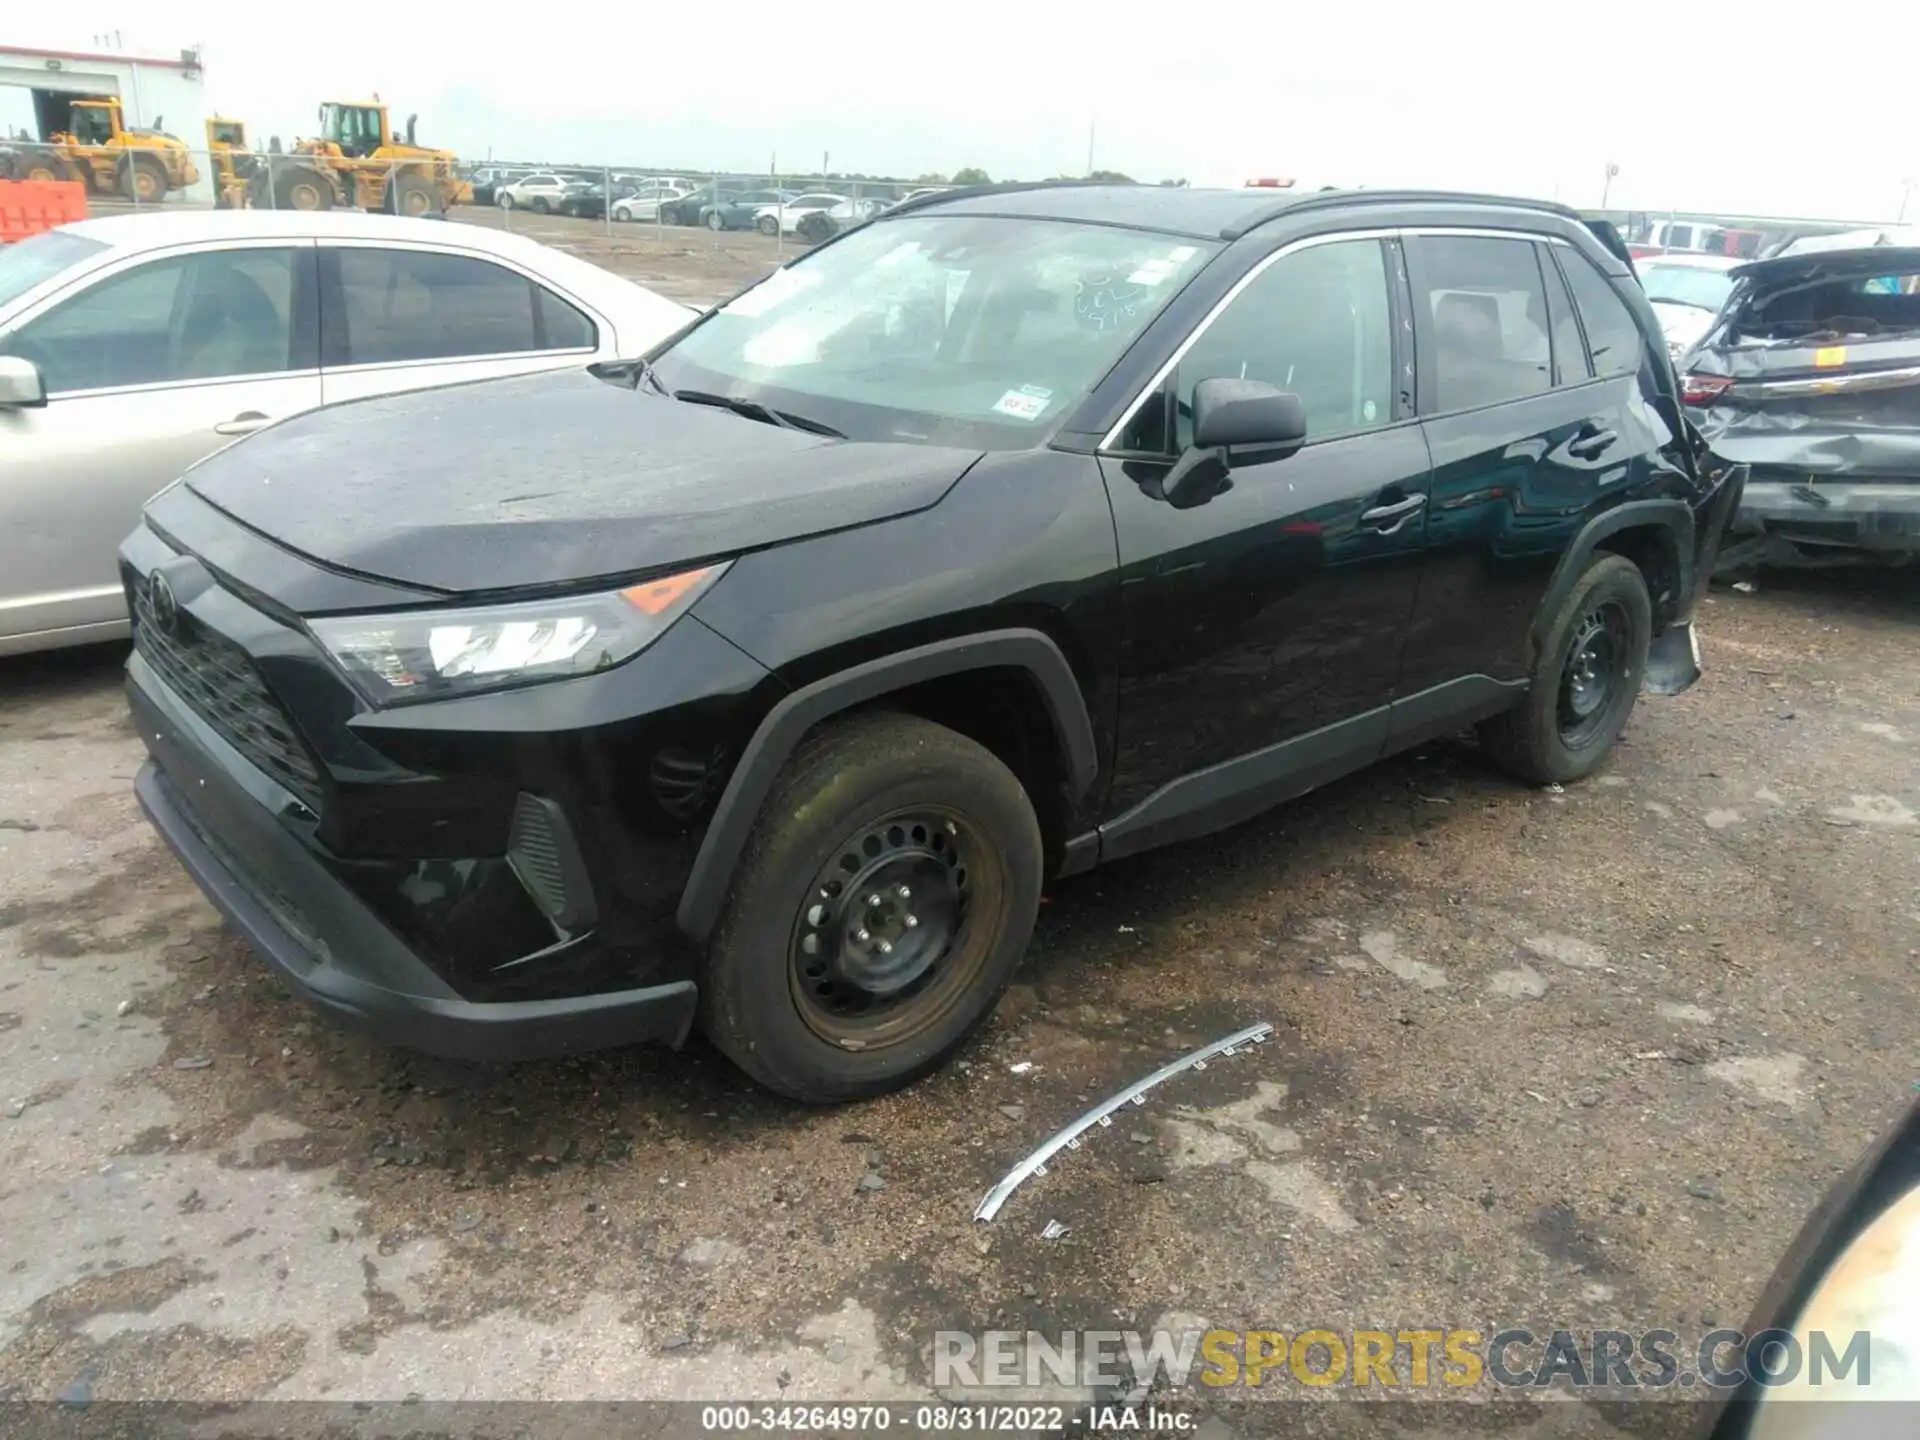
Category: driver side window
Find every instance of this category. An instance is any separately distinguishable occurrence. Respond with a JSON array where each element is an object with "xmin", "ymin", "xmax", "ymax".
[{"xmin": 1169, "ymin": 239, "xmax": 1395, "ymax": 452}]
